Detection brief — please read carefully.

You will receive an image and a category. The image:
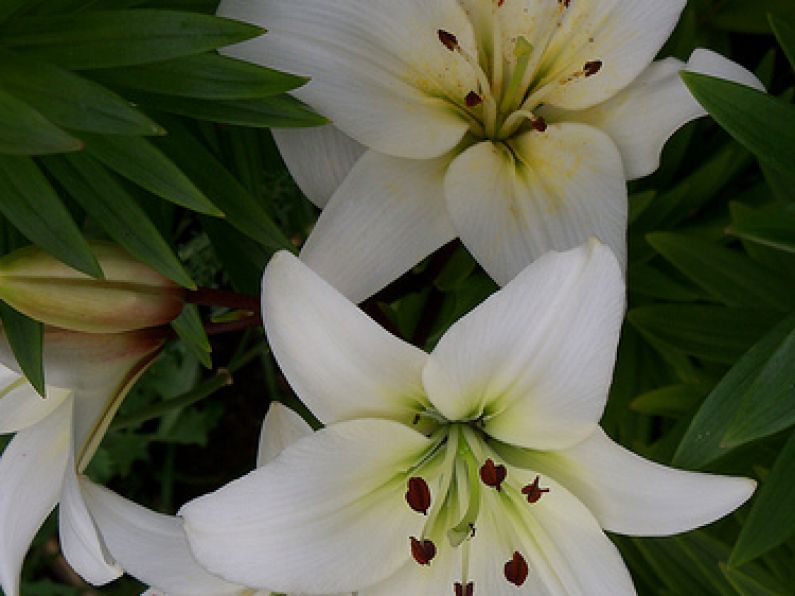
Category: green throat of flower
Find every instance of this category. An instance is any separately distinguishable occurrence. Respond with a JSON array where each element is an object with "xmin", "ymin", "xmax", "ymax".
[
  {"xmin": 403, "ymin": 418, "xmax": 550, "ymax": 595},
  {"xmin": 436, "ymin": 0, "xmax": 603, "ymax": 143}
]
